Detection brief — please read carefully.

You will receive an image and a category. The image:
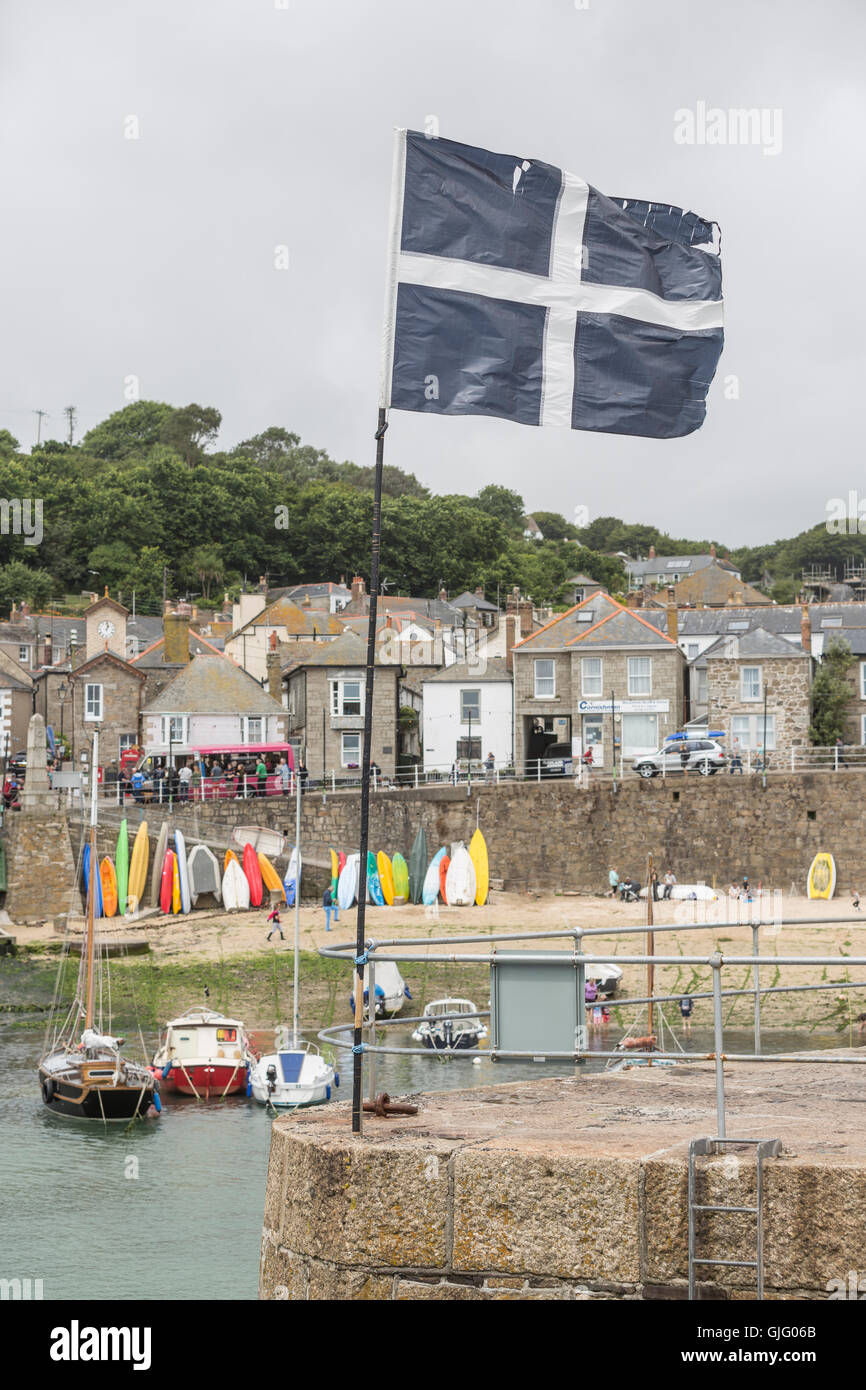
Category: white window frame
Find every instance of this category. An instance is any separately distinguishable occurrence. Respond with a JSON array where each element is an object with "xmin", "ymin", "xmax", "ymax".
[
  {"xmin": 861, "ymin": 713, "xmax": 866, "ymax": 746},
  {"xmin": 160, "ymin": 715, "xmax": 188, "ymax": 746},
  {"xmin": 741, "ymin": 665, "xmax": 762, "ymax": 702},
  {"xmin": 627, "ymin": 656, "xmax": 652, "ymax": 697},
  {"xmin": 242, "ymin": 716, "xmax": 264, "ymax": 744},
  {"xmin": 581, "ymin": 657, "xmax": 603, "ymax": 697},
  {"xmin": 330, "ymin": 678, "xmax": 364, "ymax": 717},
  {"xmin": 84, "ymin": 683, "xmax": 103, "ymax": 721},
  {"xmin": 686, "ymin": 643, "xmax": 699, "ymax": 660},
  {"xmin": 731, "ymin": 713, "xmax": 776, "ymax": 751},
  {"xmin": 18, "ymin": 645, "xmax": 29, "ymax": 665},
  {"xmin": 341, "ymin": 731, "xmax": 361, "ymax": 767},
  {"xmin": 534, "ymin": 659, "xmax": 555, "ymax": 699},
  {"xmin": 460, "ymin": 689, "xmax": 481, "ymax": 723},
  {"xmin": 860, "ymin": 662, "xmax": 866, "ymax": 701},
  {"xmin": 119, "ymin": 733, "xmax": 137, "ymax": 759}
]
